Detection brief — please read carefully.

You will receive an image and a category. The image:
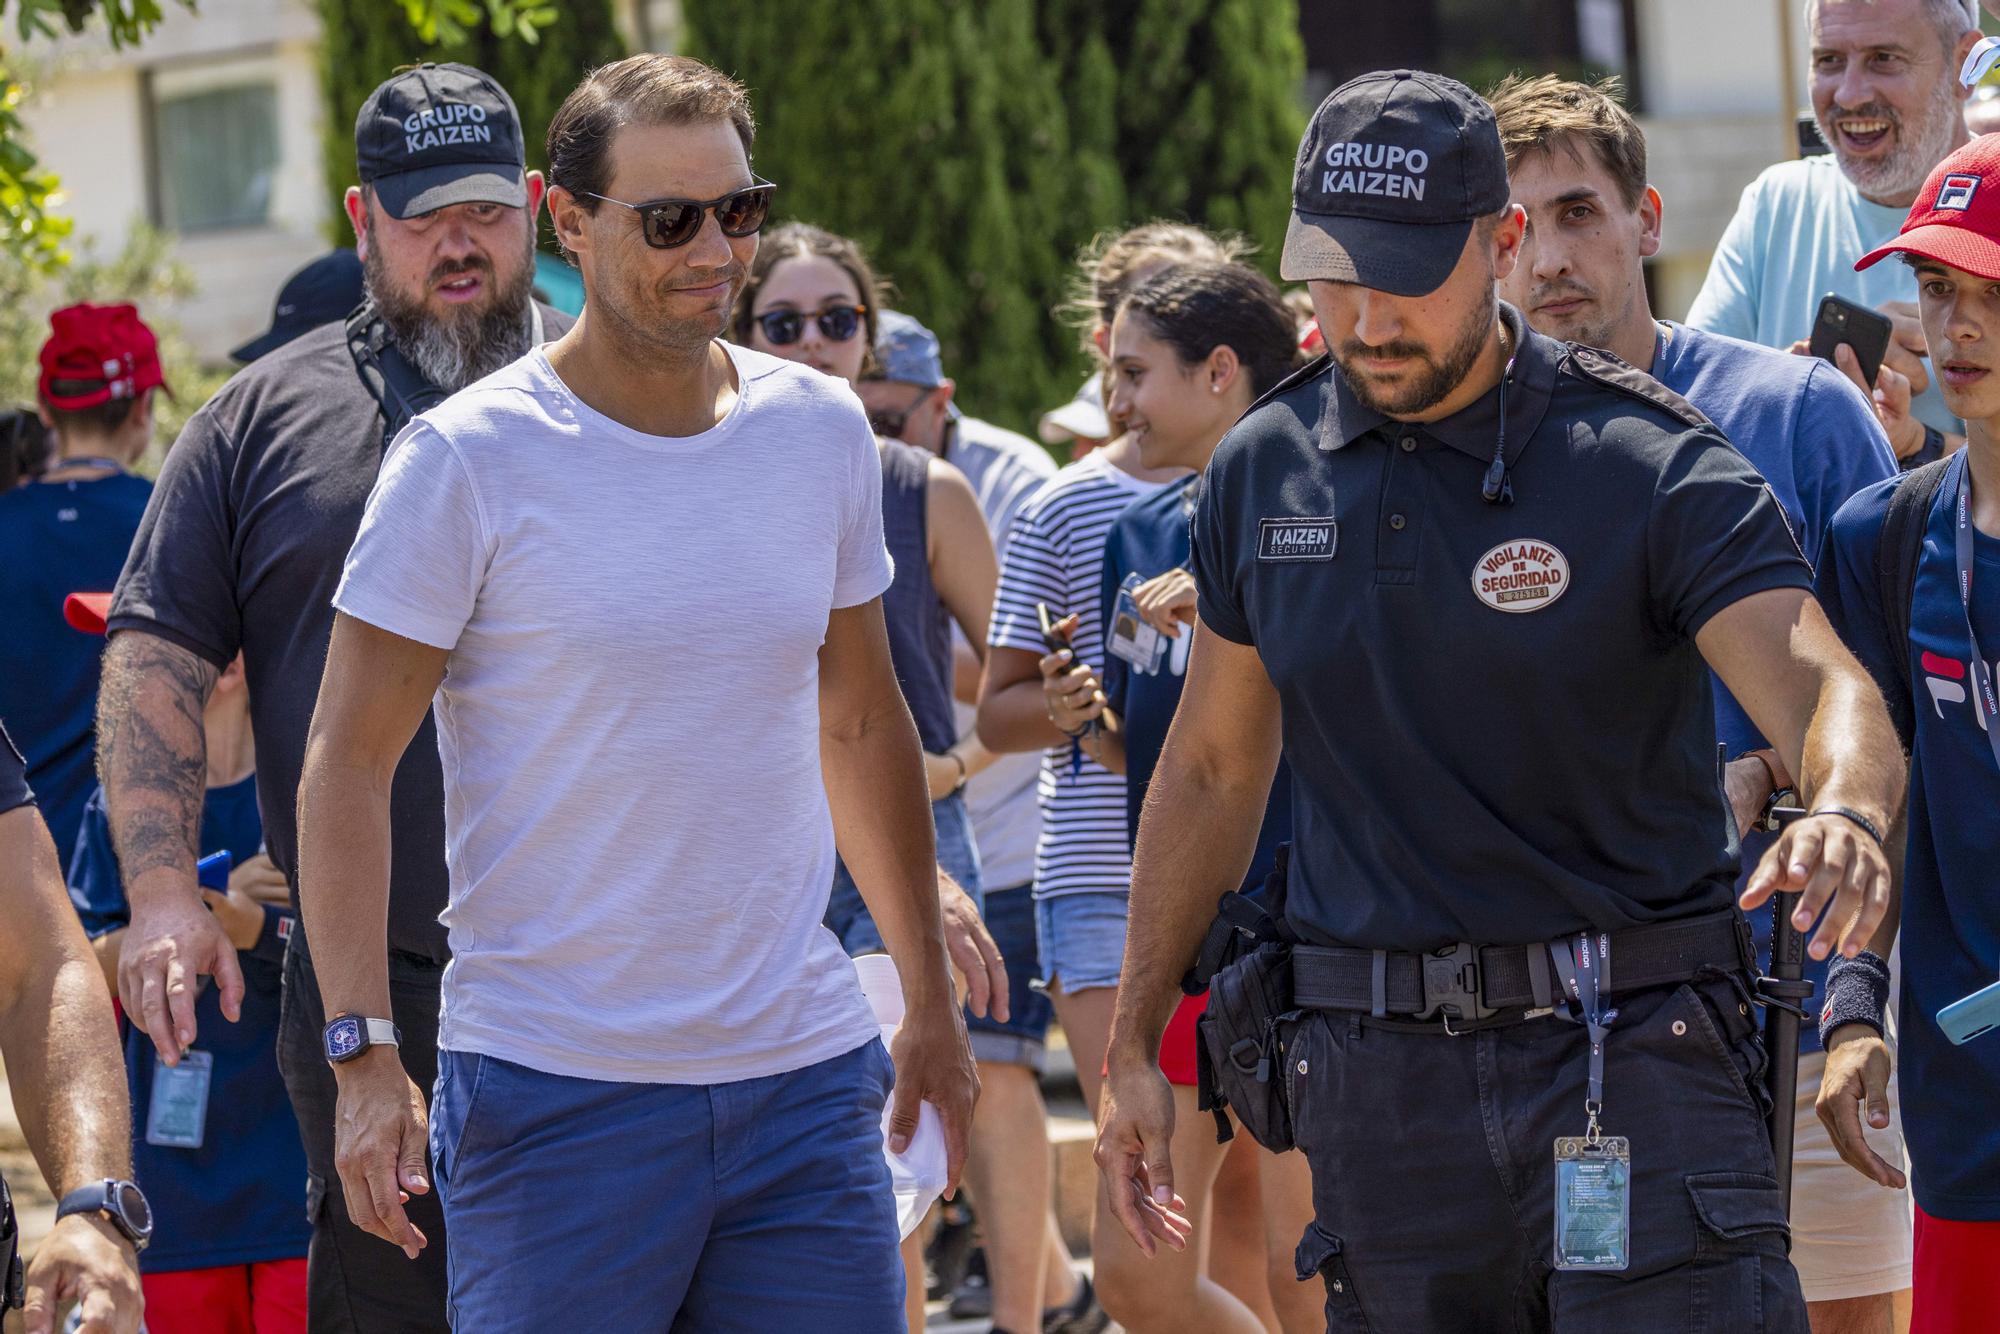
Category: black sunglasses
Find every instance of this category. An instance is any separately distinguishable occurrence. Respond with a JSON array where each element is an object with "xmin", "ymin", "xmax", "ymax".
[
  {"xmin": 754, "ymin": 304, "xmax": 867, "ymax": 347},
  {"xmin": 583, "ymin": 178, "xmax": 776, "ymax": 249}
]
